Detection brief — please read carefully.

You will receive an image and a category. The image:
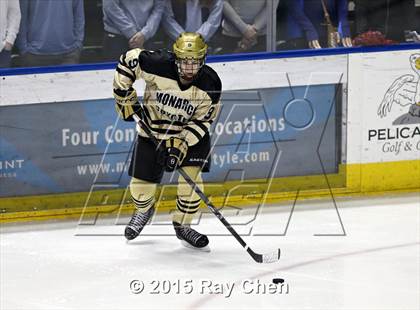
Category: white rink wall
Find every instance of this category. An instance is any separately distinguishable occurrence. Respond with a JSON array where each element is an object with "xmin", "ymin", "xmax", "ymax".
[
  {"xmin": 2, "ymin": 48, "xmax": 419, "ymax": 166},
  {"xmin": 0, "ymin": 46, "xmax": 419, "ymax": 217},
  {"xmin": 0, "ymin": 55, "xmax": 347, "ymax": 105}
]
